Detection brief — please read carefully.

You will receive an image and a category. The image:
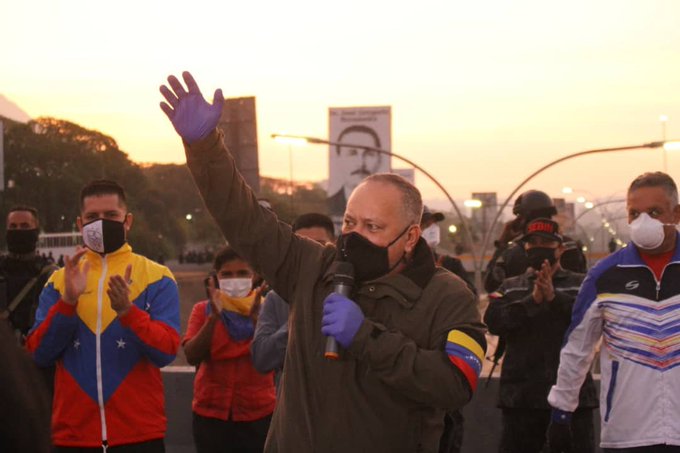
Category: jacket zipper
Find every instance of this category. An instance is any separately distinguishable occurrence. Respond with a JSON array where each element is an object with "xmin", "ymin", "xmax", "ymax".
[
  {"xmin": 618, "ymin": 262, "xmax": 678, "ymax": 301},
  {"xmin": 604, "ymin": 360, "xmax": 619, "ymax": 422},
  {"xmin": 656, "ymin": 261, "xmax": 673, "ymax": 438},
  {"xmin": 95, "ymin": 254, "xmax": 109, "ymax": 449},
  {"xmin": 655, "ymin": 261, "xmax": 676, "ymax": 300},
  {"xmin": 635, "ymin": 265, "xmax": 661, "ymax": 300}
]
